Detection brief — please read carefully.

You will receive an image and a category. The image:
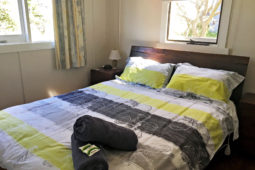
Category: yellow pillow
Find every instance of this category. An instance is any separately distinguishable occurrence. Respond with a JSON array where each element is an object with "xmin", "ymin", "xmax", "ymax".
[
  {"xmin": 166, "ymin": 64, "xmax": 244, "ymax": 102},
  {"xmin": 119, "ymin": 57, "xmax": 174, "ymax": 89}
]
